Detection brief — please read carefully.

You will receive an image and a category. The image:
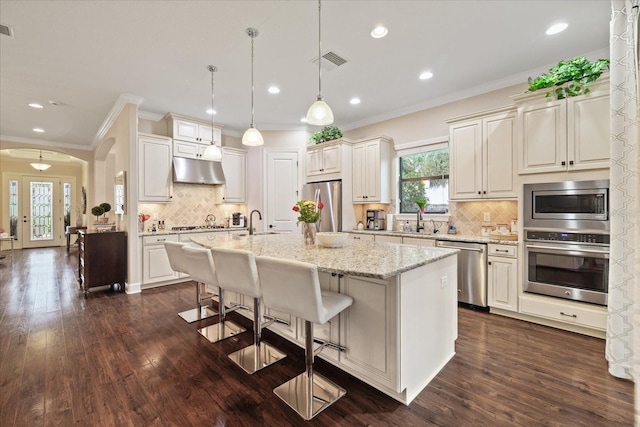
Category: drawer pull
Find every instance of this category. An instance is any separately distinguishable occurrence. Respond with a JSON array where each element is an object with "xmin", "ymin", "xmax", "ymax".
[
  {"xmin": 496, "ymin": 249, "xmax": 509, "ymax": 253},
  {"xmin": 157, "ymin": 238, "xmax": 166, "ymax": 242},
  {"xmin": 560, "ymin": 312, "xmax": 577, "ymax": 318},
  {"xmin": 353, "ymin": 237, "xmax": 361, "ymax": 240}
]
